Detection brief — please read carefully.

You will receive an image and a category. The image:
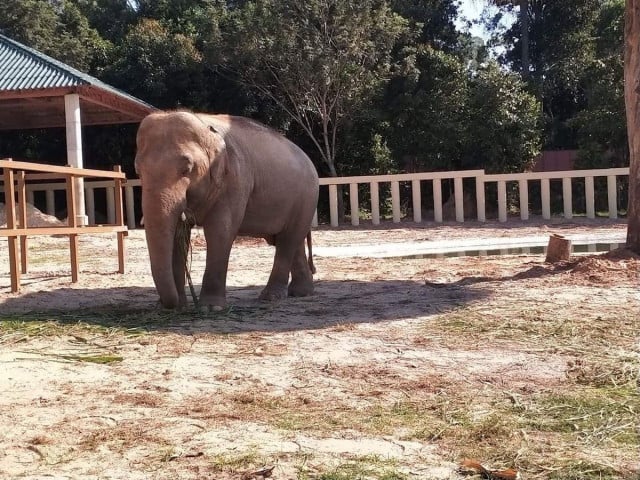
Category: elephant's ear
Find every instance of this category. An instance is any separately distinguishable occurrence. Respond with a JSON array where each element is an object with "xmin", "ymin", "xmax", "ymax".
[{"xmin": 204, "ymin": 123, "xmax": 229, "ymax": 183}]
